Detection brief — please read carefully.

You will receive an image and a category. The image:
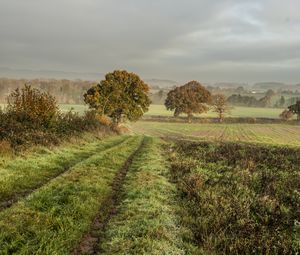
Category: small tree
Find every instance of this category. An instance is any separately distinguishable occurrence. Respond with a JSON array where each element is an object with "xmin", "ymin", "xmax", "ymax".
[
  {"xmin": 84, "ymin": 70, "xmax": 151, "ymax": 125},
  {"xmin": 279, "ymin": 109, "xmax": 293, "ymax": 121},
  {"xmin": 288, "ymin": 101, "xmax": 300, "ymax": 120},
  {"xmin": 165, "ymin": 81, "xmax": 212, "ymax": 122},
  {"xmin": 212, "ymin": 94, "xmax": 231, "ymax": 122},
  {"xmin": 6, "ymin": 84, "xmax": 58, "ymax": 127}
]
